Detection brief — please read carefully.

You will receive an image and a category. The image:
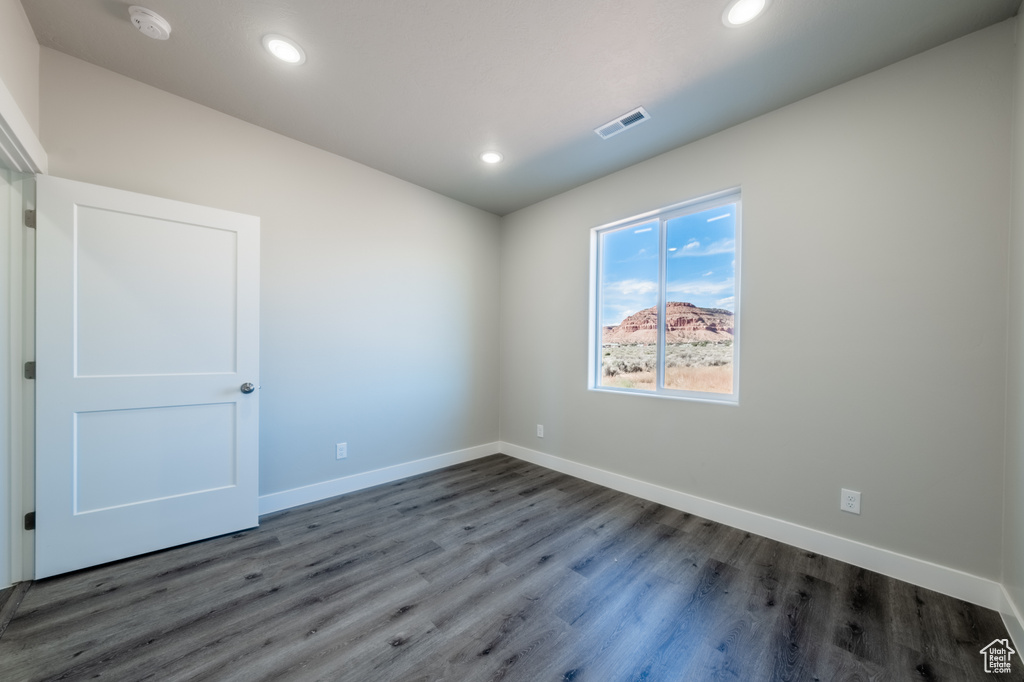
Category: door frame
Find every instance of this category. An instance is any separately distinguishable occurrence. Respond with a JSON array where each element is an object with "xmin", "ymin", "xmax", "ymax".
[
  {"xmin": 0, "ymin": 67, "xmax": 48, "ymax": 588},
  {"xmin": 1, "ymin": 170, "xmax": 34, "ymax": 588}
]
